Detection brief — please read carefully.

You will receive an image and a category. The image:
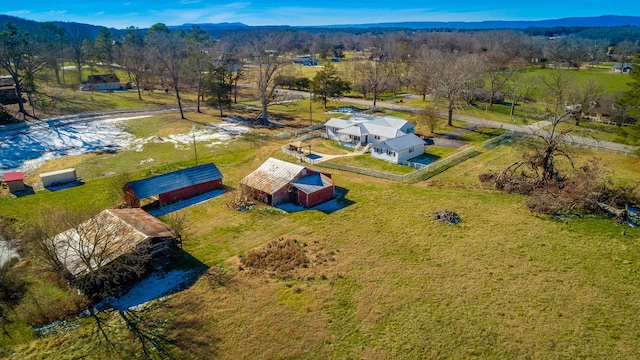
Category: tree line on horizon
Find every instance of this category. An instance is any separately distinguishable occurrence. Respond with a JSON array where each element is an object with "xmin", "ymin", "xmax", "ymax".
[{"xmin": 1, "ymin": 15, "xmax": 640, "ymax": 125}]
